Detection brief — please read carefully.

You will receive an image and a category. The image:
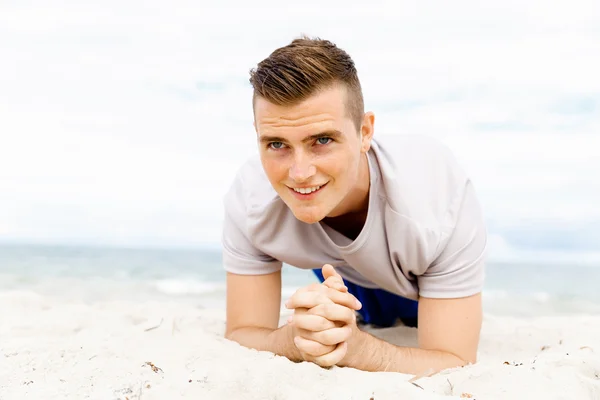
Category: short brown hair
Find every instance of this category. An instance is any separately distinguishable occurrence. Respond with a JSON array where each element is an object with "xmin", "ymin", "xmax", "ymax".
[{"xmin": 249, "ymin": 36, "xmax": 364, "ymax": 130}]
